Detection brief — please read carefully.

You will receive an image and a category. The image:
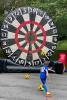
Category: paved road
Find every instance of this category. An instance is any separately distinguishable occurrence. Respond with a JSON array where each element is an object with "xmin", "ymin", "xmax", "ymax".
[{"xmin": 0, "ymin": 73, "xmax": 67, "ymax": 100}]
